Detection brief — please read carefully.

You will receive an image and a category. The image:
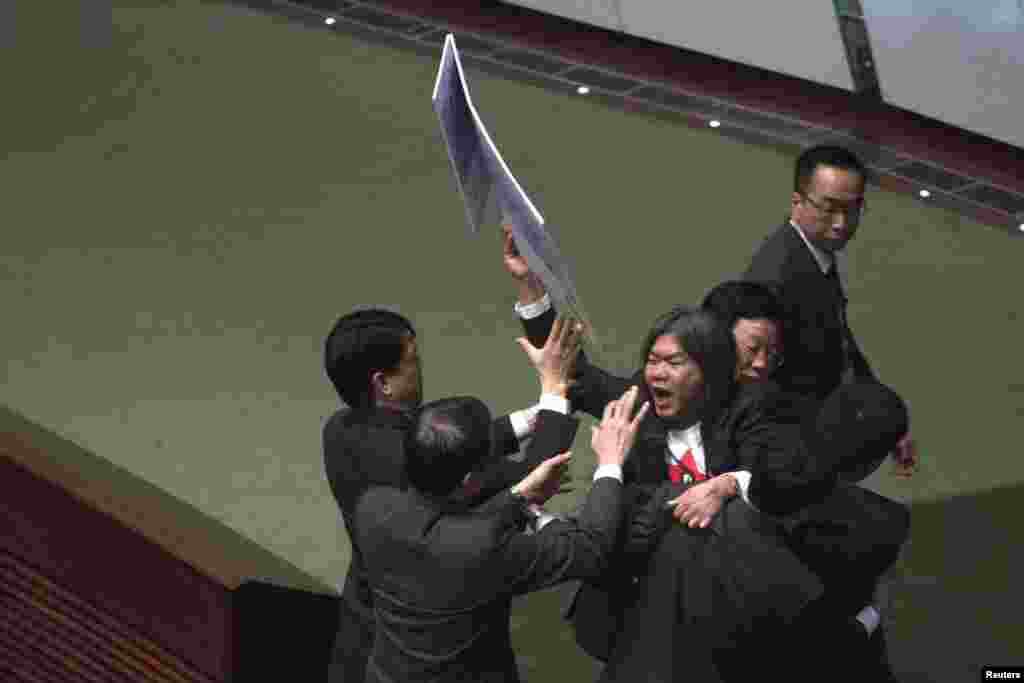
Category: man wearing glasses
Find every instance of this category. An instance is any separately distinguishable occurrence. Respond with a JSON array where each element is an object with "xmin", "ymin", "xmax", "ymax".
[
  {"xmin": 744, "ymin": 145, "xmax": 916, "ymax": 473},
  {"xmin": 745, "ymin": 145, "xmax": 872, "ymax": 400},
  {"xmin": 744, "ymin": 145, "xmax": 916, "ymax": 683}
]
